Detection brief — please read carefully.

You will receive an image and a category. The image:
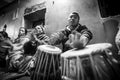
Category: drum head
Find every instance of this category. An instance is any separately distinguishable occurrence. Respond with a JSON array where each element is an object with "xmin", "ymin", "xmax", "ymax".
[
  {"xmin": 38, "ymin": 45, "xmax": 62, "ymax": 54},
  {"xmin": 61, "ymin": 43, "xmax": 112, "ymax": 58}
]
